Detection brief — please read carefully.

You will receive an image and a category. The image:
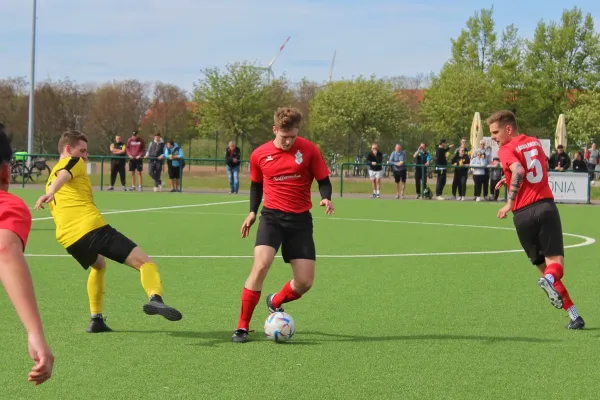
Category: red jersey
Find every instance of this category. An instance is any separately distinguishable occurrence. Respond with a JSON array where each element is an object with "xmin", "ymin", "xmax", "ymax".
[
  {"xmin": 250, "ymin": 137, "xmax": 330, "ymax": 214},
  {"xmin": 0, "ymin": 191, "xmax": 32, "ymax": 250},
  {"xmin": 498, "ymin": 134, "xmax": 554, "ymax": 211}
]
